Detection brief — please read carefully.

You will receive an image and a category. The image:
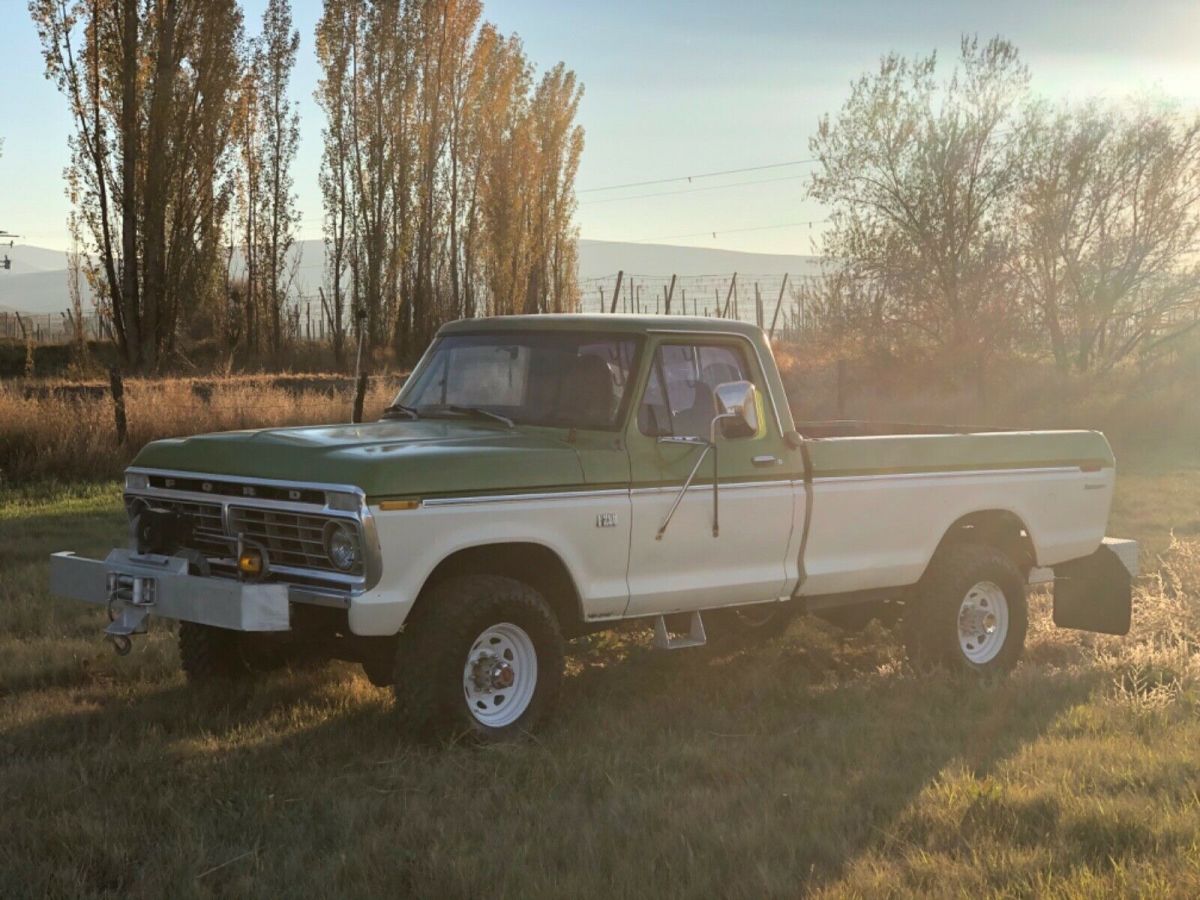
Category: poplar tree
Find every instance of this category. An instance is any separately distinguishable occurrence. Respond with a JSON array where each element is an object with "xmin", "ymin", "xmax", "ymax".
[{"xmin": 31, "ymin": 0, "xmax": 244, "ymax": 370}]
